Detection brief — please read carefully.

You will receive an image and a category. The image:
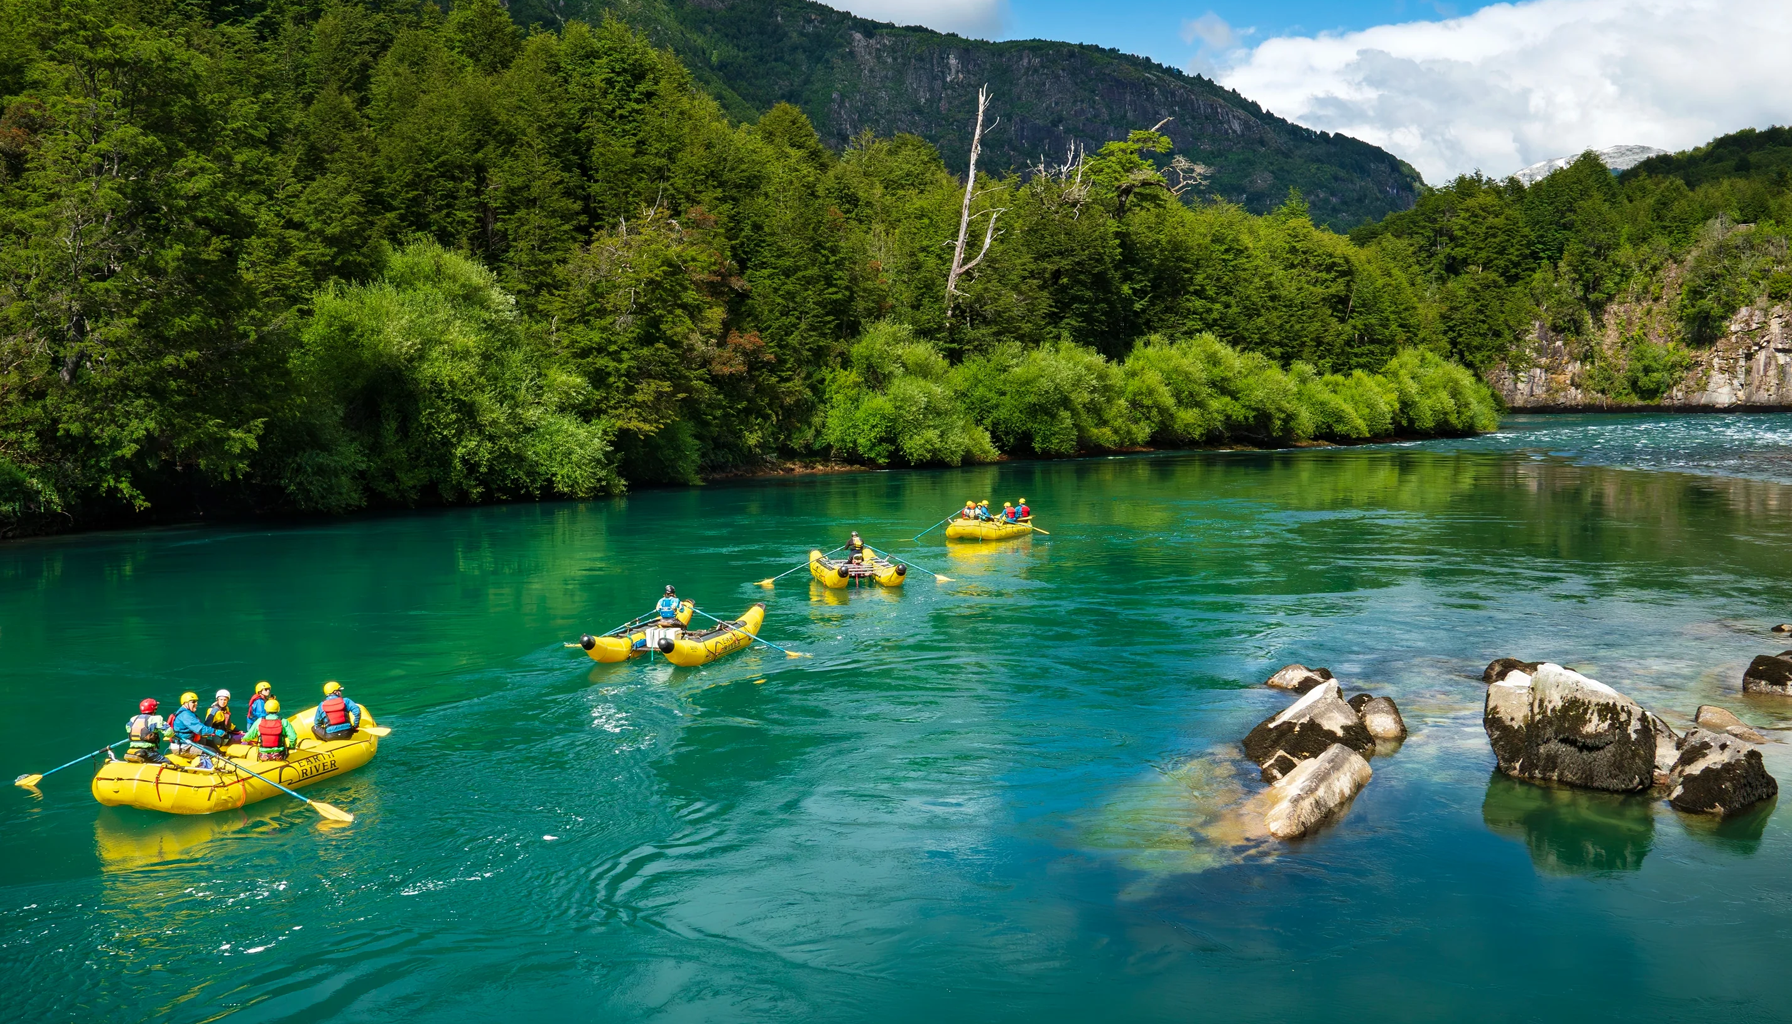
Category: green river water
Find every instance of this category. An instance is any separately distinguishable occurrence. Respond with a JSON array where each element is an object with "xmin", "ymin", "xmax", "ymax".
[{"xmin": 5, "ymin": 414, "xmax": 1792, "ymax": 1022}]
